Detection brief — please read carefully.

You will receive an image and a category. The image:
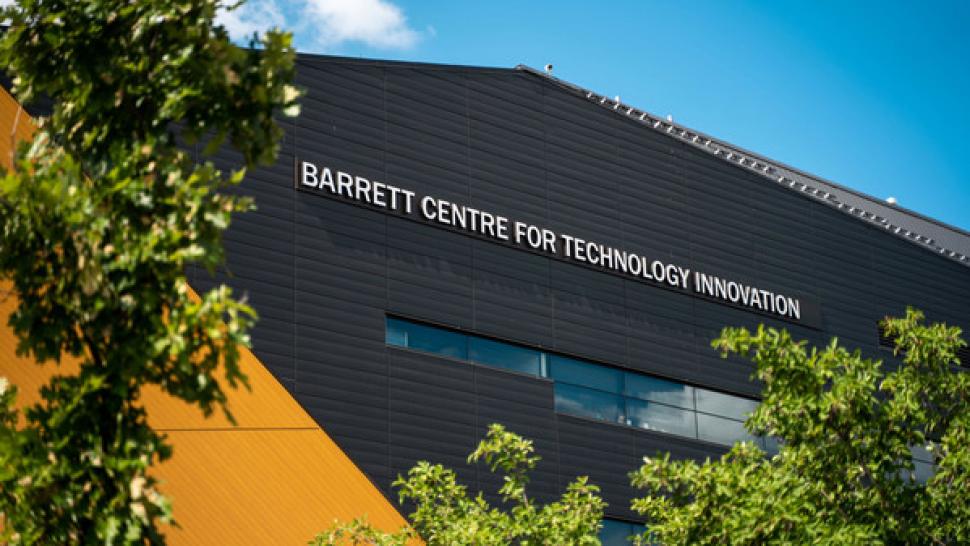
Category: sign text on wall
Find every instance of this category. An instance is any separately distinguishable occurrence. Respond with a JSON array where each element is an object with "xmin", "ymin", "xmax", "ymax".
[{"xmin": 298, "ymin": 160, "xmax": 806, "ymax": 322}]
